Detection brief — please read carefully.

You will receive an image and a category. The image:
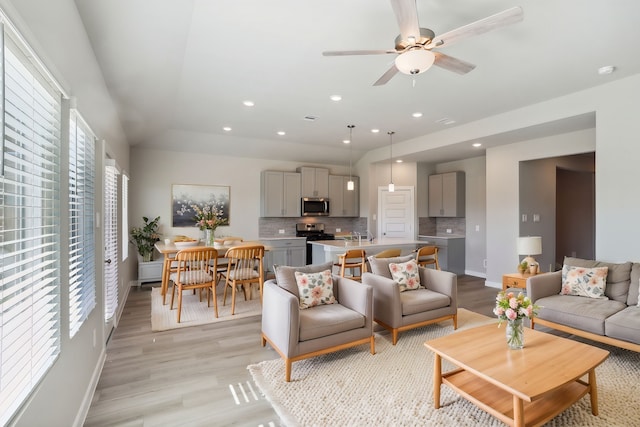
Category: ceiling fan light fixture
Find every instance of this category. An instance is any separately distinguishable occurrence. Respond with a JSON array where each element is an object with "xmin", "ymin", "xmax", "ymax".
[{"xmin": 395, "ymin": 49, "xmax": 435, "ymax": 75}]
